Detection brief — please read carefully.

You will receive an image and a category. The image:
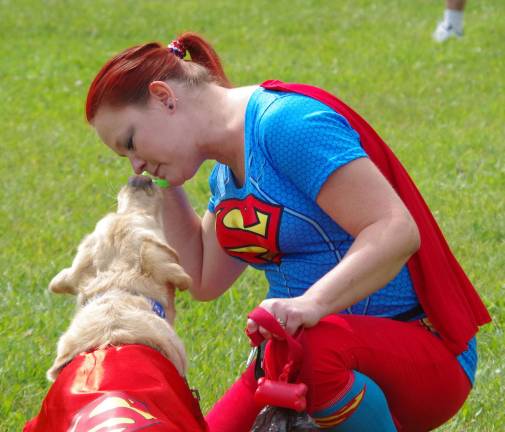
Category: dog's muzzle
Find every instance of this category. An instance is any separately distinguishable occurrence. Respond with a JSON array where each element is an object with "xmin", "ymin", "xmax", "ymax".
[{"xmin": 128, "ymin": 175, "xmax": 153, "ymax": 189}]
